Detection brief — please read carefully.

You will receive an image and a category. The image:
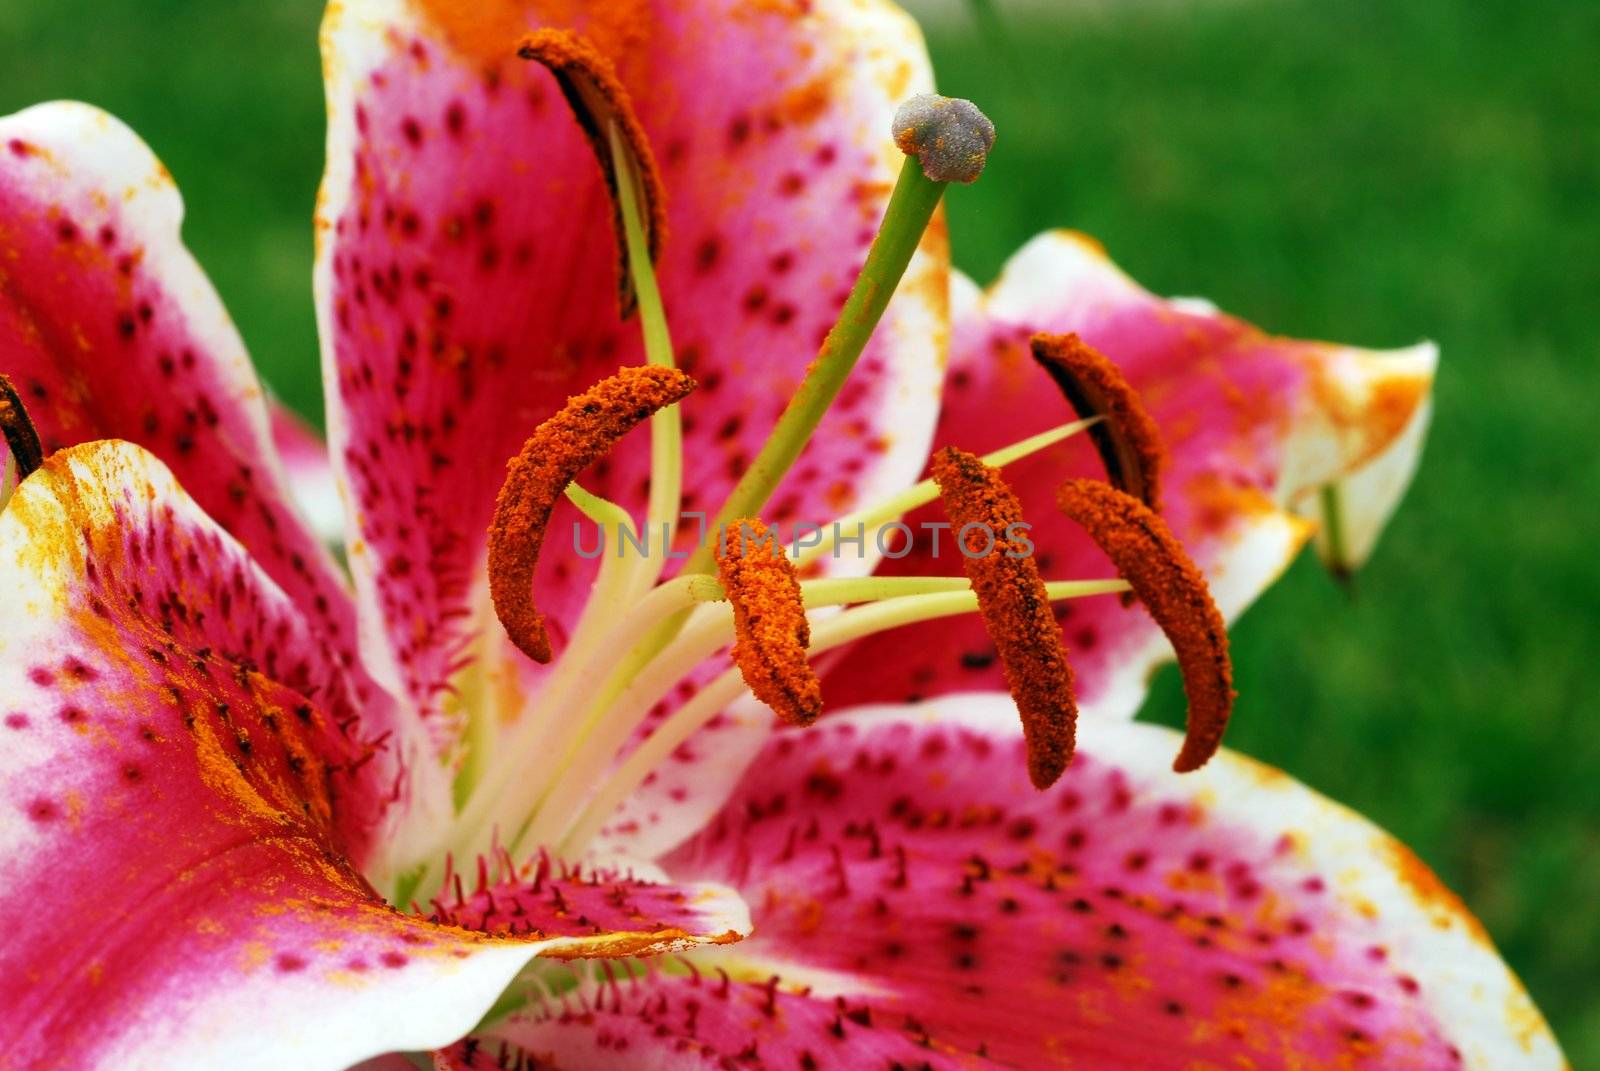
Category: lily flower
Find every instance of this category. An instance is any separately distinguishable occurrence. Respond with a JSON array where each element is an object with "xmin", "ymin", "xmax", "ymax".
[{"xmin": 0, "ymin": 1, "xmax": 1563, "ymax": 1068}]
